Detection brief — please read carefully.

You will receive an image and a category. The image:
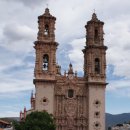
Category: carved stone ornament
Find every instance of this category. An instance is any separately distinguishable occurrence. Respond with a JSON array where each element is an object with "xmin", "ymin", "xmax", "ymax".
[
  {"xmin": 94, "ymin": 50, "xmax": 100, "ymax": 57},
  {"xmin": 77, "ymin": 87, "xmax": 83, "ymax": 95},
  {"xmin": 67, "ymin": 116, "xmax": 75, "ymax": 128},
  {"xmin": 40, "ymin": 97, "xmax": 49, "ymax": 106},
  {"xmin": 65, "ymin": 99, "xmax": 77, "ymax": 117},
  {"xmin": 55, "ymin": 86, "xmax": 63, "ymax": 95},
  {"xmin": 65, "ymin": 82, "xmax": 81, "ymax": 96}
]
